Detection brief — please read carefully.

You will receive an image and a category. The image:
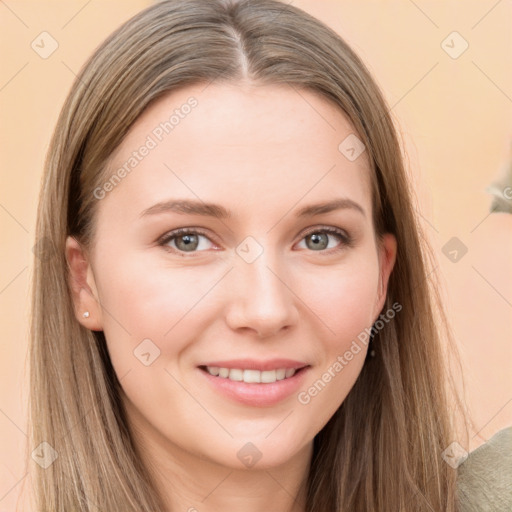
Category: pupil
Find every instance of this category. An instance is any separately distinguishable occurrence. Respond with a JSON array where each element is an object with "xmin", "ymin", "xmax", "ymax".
[
  {"xmin": 308, "ymin": 233, "xmax": 327, "ymax": 250},
  {"xmin": 178, "ymin": 234, "xmax": 198, "ymax": 251}
]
